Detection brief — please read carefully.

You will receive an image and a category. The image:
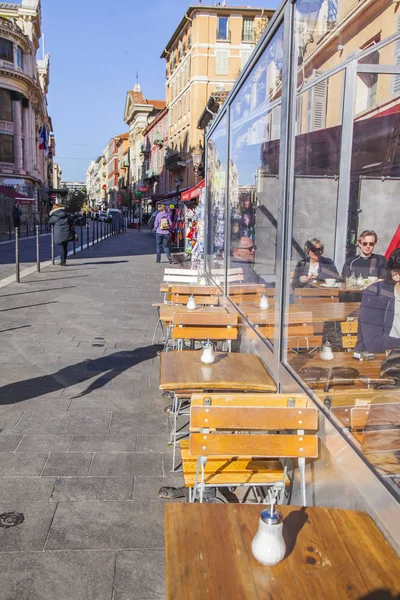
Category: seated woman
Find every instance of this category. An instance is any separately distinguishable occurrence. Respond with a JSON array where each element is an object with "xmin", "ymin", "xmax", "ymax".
[
  {"xmin": 291, "ymin": 237, "xmax": 339, "ymax": 289},
  {"xmin": 356, "ymin": 248, "xmax": 400, "ymax": 353}
]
